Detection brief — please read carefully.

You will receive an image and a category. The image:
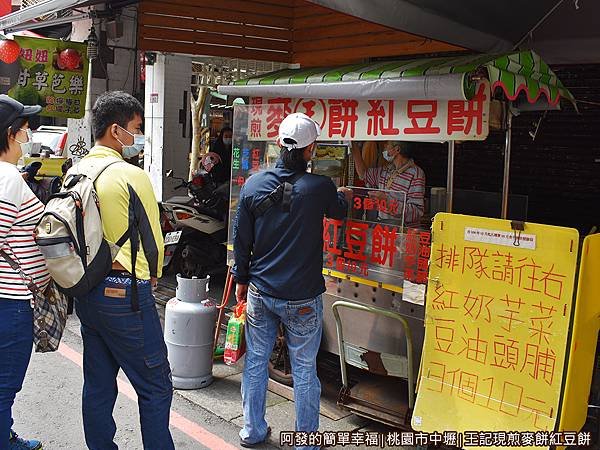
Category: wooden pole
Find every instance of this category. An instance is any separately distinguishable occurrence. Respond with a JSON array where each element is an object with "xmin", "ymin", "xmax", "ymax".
[{"xmin": 189, "ymin": 86, "xmax": 209, "ymax": 180}]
